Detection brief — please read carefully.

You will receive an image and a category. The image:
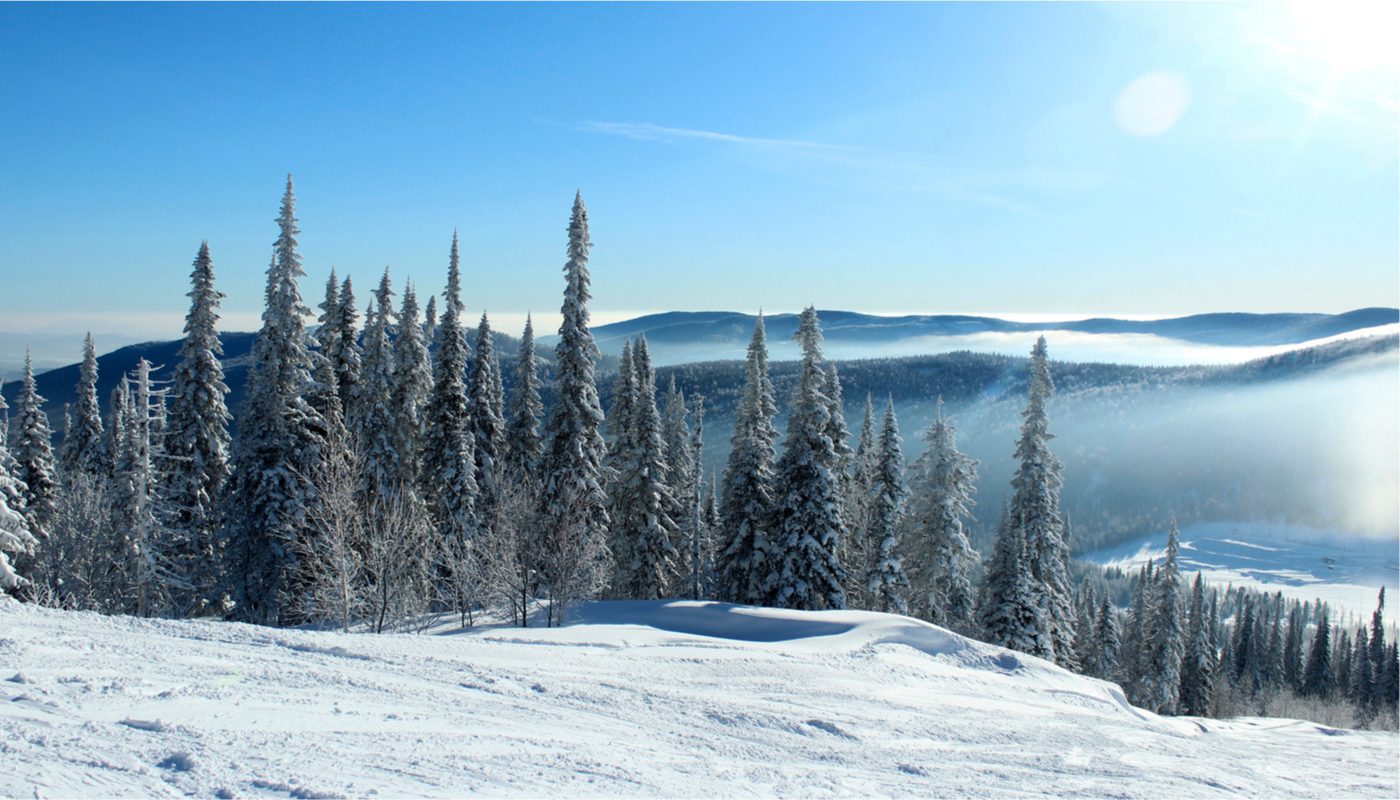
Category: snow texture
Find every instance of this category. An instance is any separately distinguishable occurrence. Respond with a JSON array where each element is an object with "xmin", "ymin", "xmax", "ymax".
[{"xmin": 2, "ymin": 597, "xmax": 1395, "ymax": 798}]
